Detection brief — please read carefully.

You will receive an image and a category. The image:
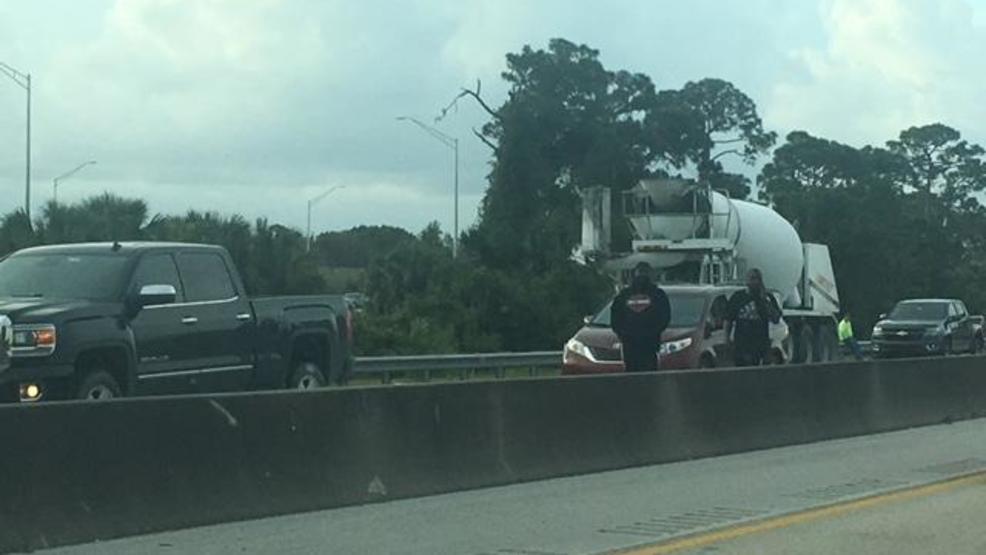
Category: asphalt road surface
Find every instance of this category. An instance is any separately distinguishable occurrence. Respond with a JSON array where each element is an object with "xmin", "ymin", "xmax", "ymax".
[{"xmin": 41, "ymin": 418, "xmax": 986, "ymax": 555}]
